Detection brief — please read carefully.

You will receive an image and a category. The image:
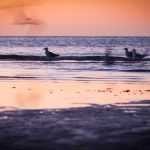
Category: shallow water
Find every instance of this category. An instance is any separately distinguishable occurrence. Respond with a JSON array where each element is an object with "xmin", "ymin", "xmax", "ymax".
[
  {"xmin": 0, "ymin": 61, "xmax": 150, "ymax": 83},
  {"xmin": 0, "ymin": 36, "xmax": 150, "ymax": 82}
]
